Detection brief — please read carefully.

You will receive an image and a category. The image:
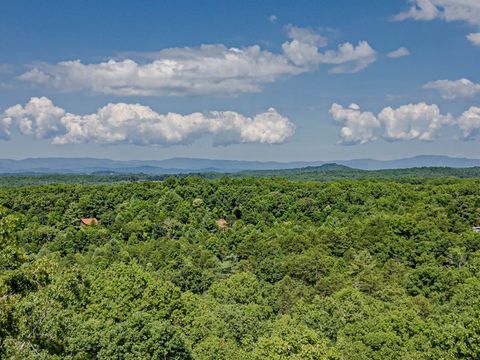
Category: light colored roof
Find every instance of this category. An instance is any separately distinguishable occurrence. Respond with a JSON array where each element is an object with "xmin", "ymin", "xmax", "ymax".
[
  {"xmin": 216, "ymin": 218, "xmax": 228, "ymax": 230},
  {"xmin": 81, "ymin": 218, "xmax": 99, "ymax": 225}
]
